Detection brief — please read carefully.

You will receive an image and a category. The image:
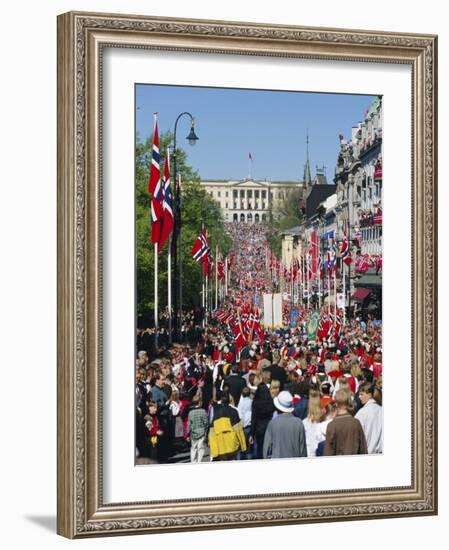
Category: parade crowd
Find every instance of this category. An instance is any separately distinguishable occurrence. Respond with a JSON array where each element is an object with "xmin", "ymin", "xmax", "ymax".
[{"xmin": 136, "ymin": 223, "xmax": 383, "ymax": 464}]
